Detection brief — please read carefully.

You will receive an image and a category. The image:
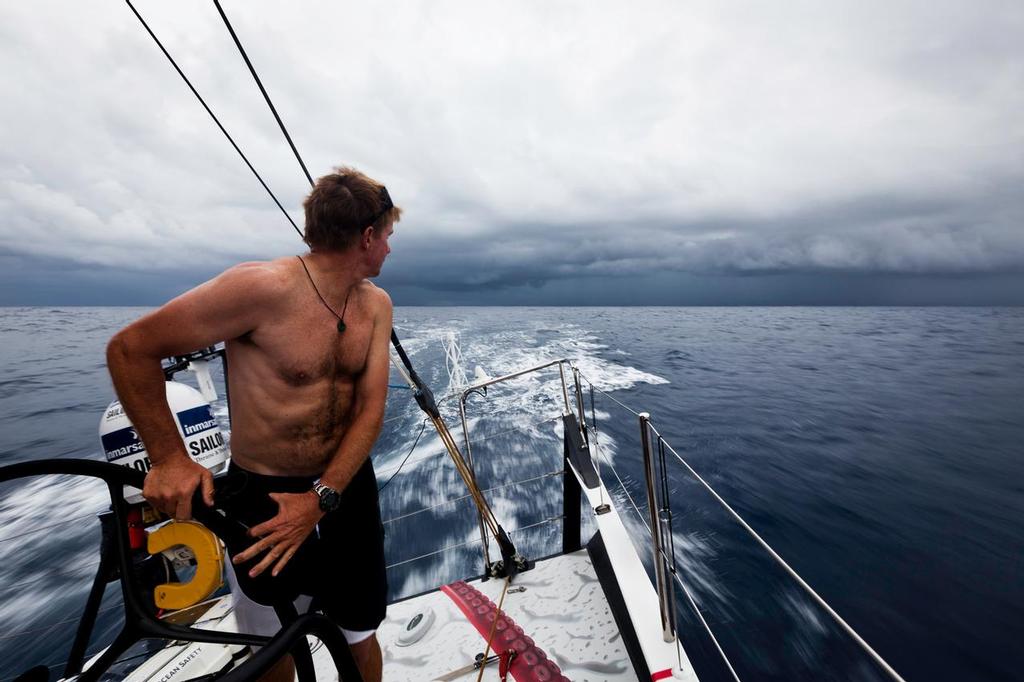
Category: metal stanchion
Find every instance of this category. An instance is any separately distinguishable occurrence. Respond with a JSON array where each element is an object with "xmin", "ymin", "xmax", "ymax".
[{"xmin": 639, "ymin": 412, "xmax": 675, "ymax": 642}]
